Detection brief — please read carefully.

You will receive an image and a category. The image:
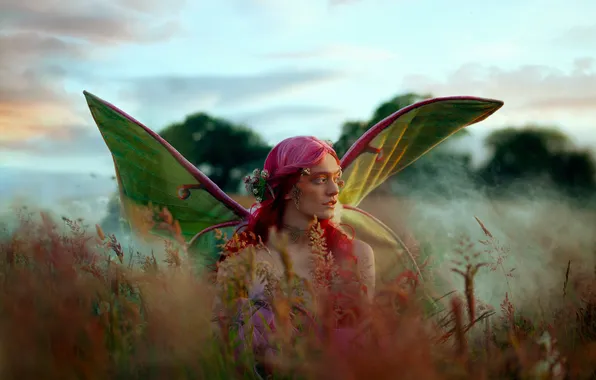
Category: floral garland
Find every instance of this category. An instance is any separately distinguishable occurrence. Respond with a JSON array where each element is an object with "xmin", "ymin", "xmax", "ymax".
[{"xmin": 244, "ymin": 168, "xmax": 271, "ymax": 204}]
